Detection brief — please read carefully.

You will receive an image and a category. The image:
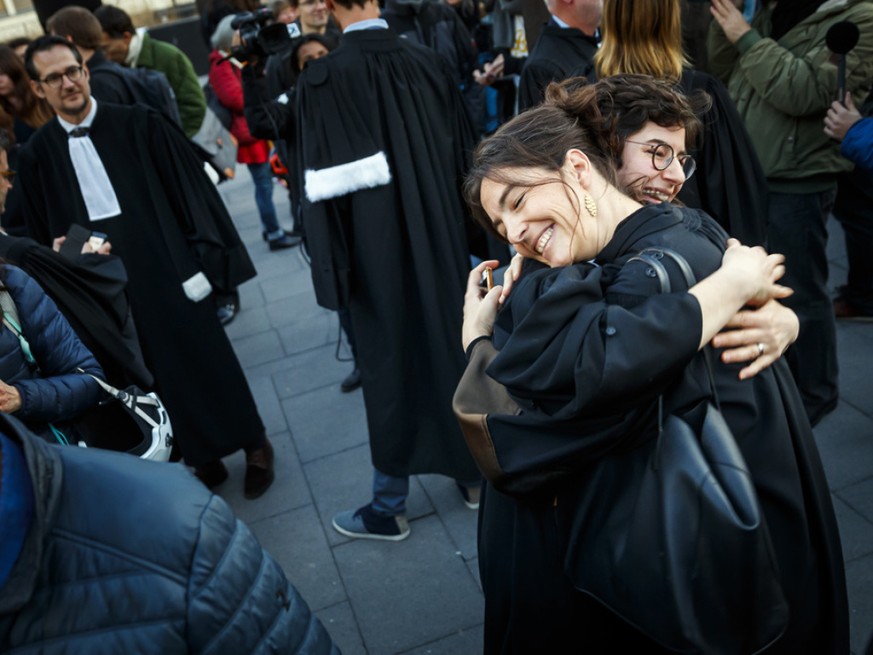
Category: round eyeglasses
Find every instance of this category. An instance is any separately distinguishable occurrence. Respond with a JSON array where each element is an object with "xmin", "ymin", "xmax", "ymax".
[
  {"xmin": 38, "ymin": 66, "xmax": 84, "ymax": 89},
  {"xmin": 625, "ymin": 140, "xmax": 696, "ymax": 180}
]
